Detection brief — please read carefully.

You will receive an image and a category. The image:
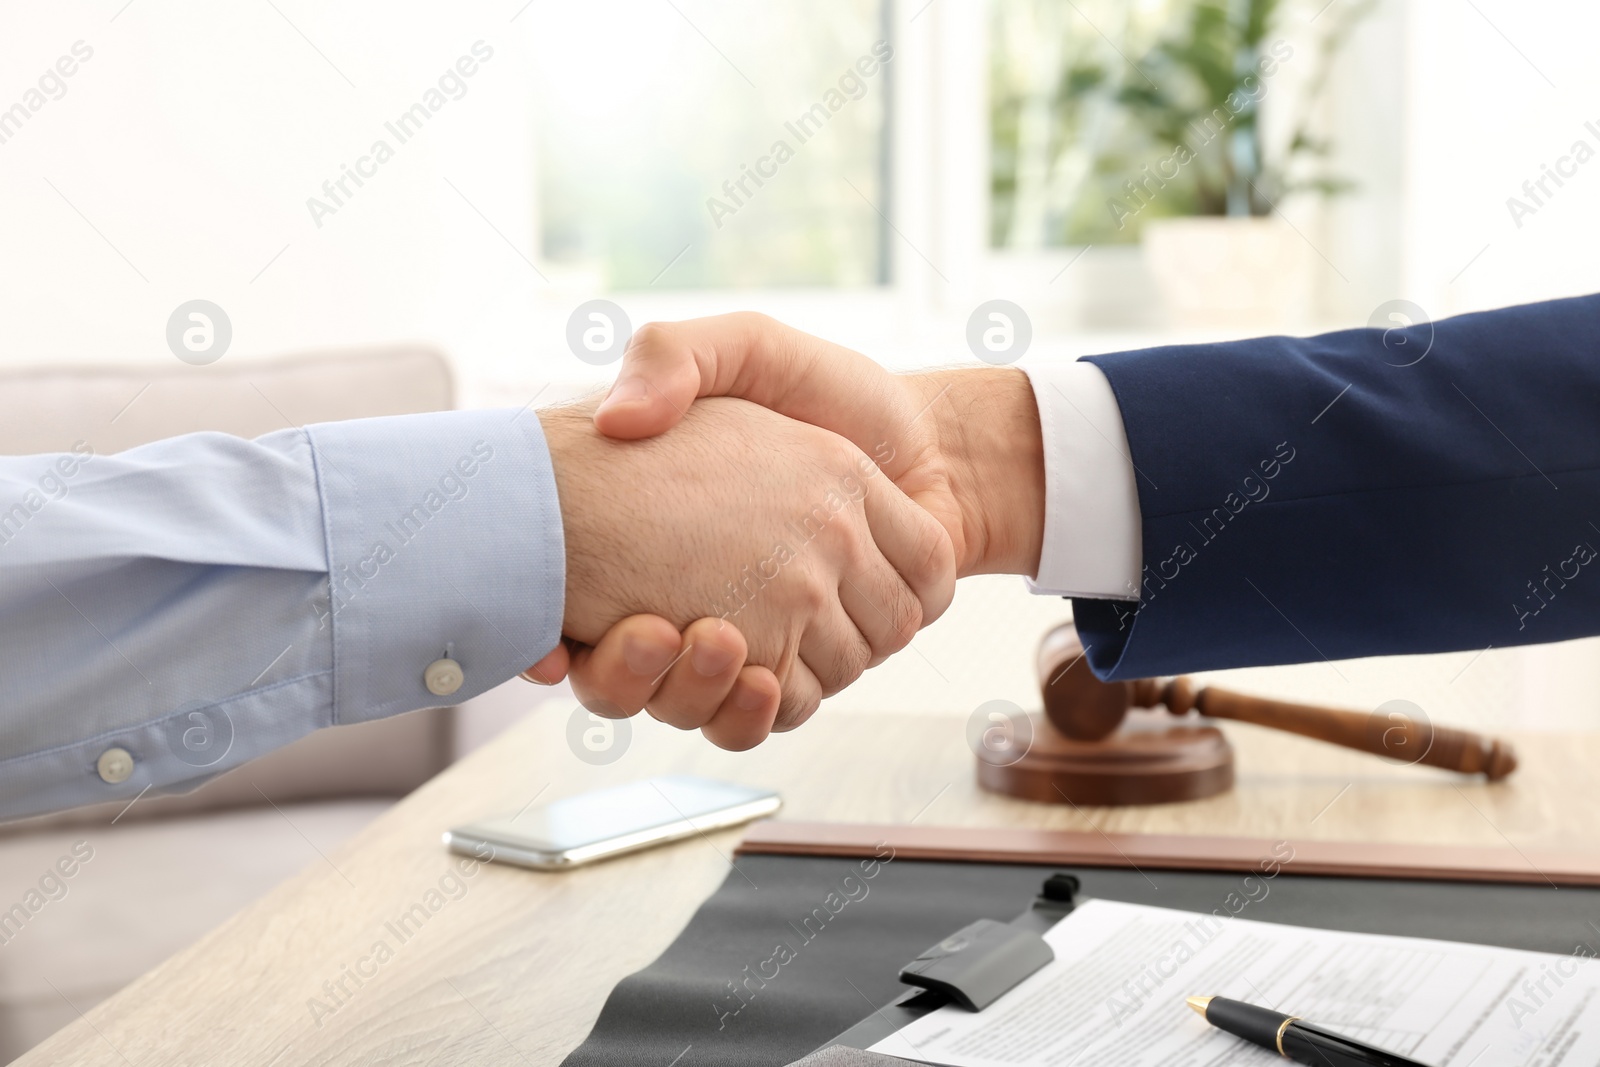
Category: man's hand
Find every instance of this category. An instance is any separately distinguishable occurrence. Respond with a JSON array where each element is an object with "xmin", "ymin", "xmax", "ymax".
[
  {"xmin": 593, "ymin": 313, "xmax": 1042, "ymax": 577},
  {"xmin": 547, "ymin": 314, "xmax": 1046, "ymax": 738},
  {"xmin": 537, "ymin": 395, "xmax": 957, "ymax": 738}
]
